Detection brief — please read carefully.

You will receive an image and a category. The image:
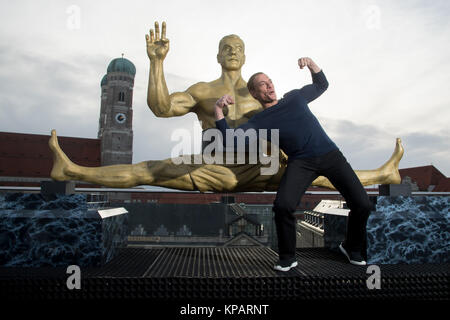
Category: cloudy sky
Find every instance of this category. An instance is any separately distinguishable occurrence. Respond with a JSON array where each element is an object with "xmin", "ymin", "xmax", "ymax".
[{"xmin": 1, "ymin": 0, "xmax": 449, "ymax": 177}]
